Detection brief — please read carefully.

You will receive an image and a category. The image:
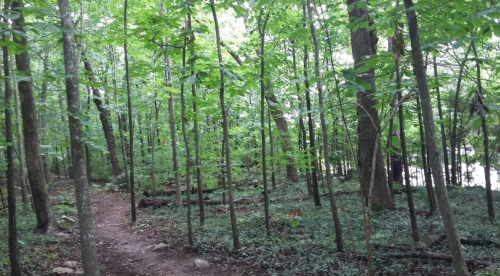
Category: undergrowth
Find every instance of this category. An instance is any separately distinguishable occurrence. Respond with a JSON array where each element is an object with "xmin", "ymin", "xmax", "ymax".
[{"xmin": 138, "ymin": 179, "xmax": 500, "ymax": 275}]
